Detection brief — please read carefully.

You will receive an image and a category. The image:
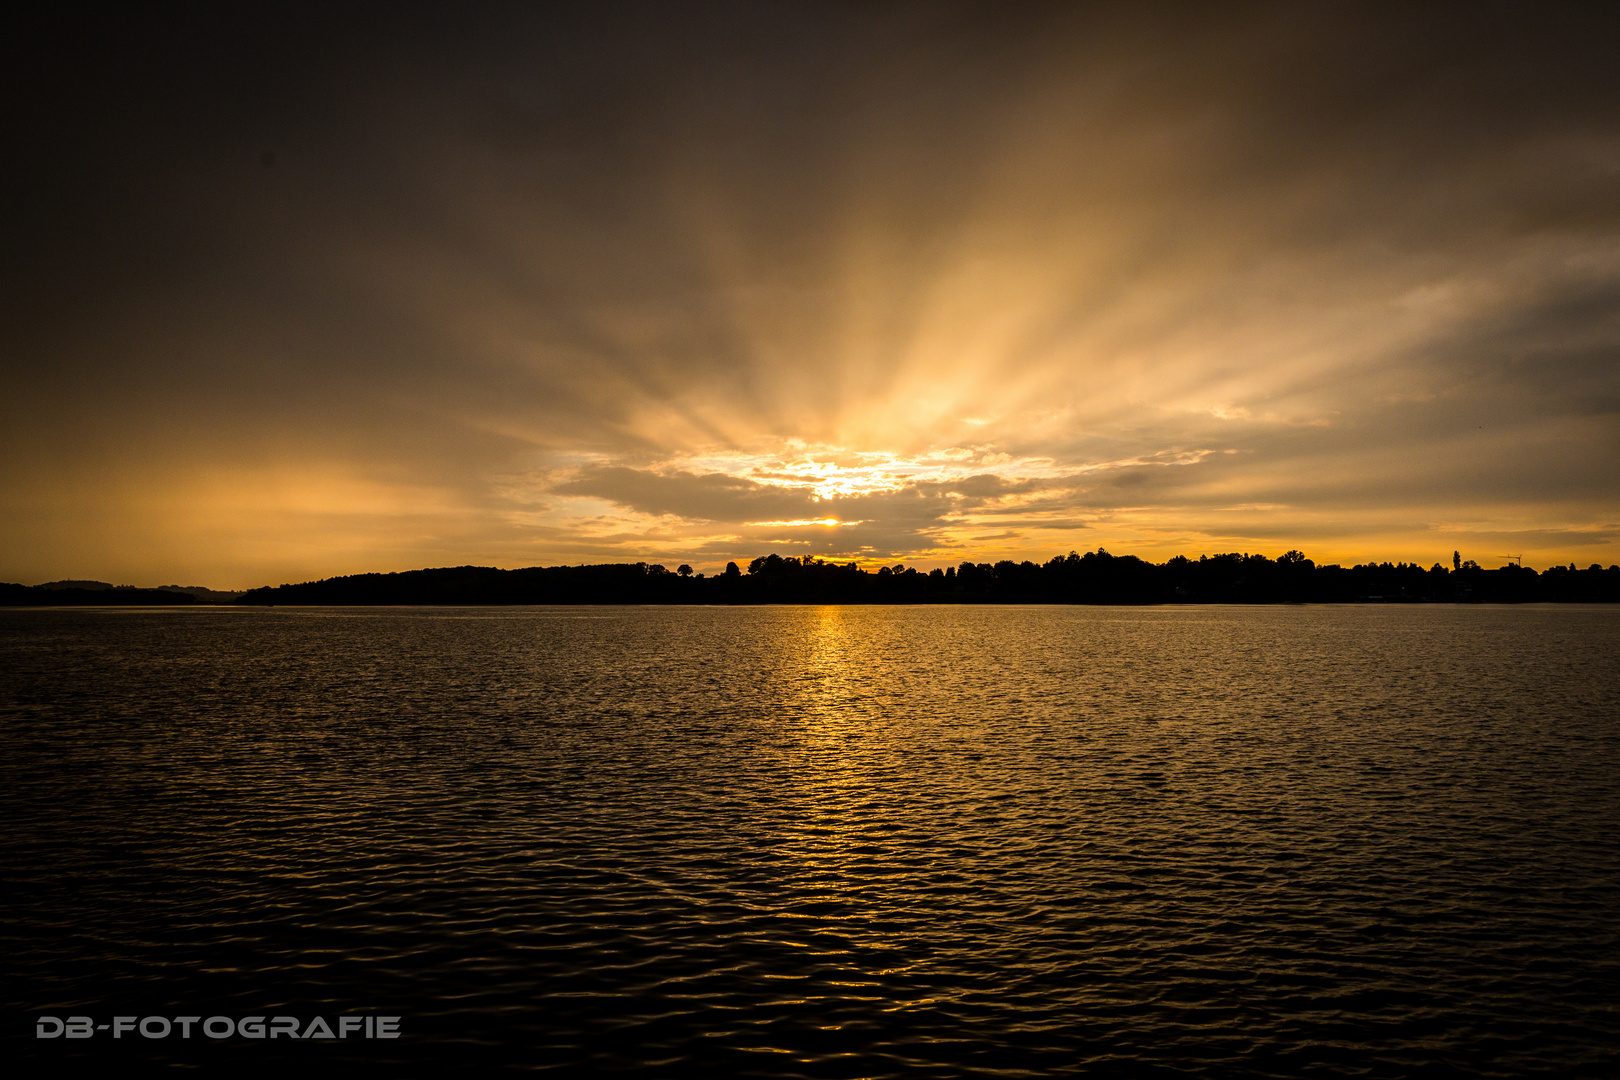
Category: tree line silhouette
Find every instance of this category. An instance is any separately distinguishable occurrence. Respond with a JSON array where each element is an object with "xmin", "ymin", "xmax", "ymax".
[{"xmin": 215, "ymin": 550, "xmax": 1620, "ymax": 606}]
